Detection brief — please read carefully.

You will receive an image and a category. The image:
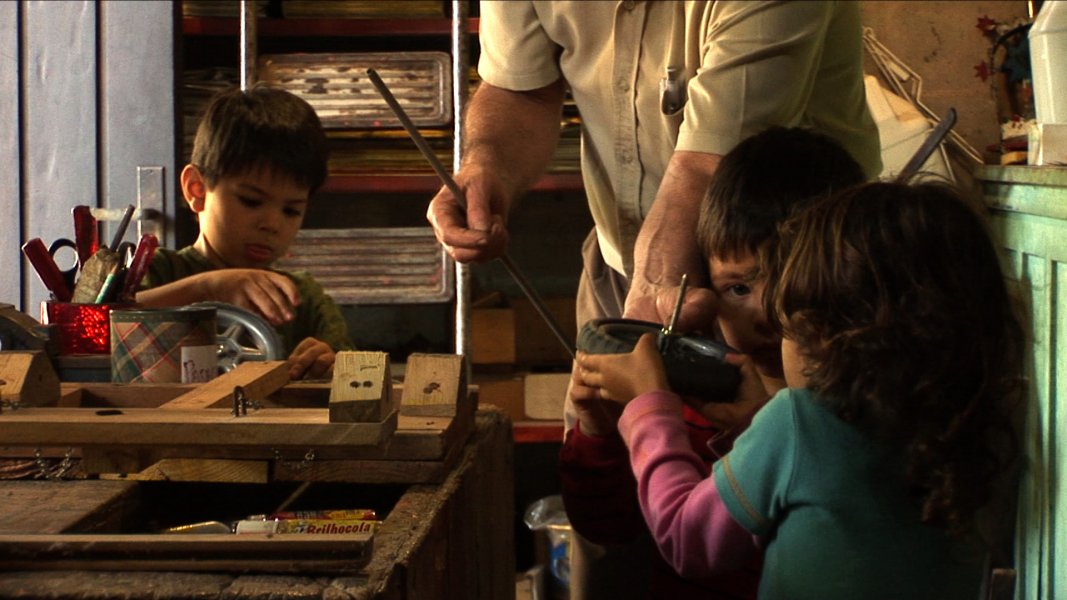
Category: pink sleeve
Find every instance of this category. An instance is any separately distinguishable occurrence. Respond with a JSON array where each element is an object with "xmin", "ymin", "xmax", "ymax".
[{"xmin": 618, "ymin": 391, "xmax": 761, "ymax": 578}]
